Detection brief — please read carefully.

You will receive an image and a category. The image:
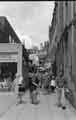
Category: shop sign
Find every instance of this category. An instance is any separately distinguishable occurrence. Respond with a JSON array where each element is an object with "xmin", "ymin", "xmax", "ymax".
[{"xmin": 0, "ymin": 54, "xmax": 17, "ymax": 62}]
